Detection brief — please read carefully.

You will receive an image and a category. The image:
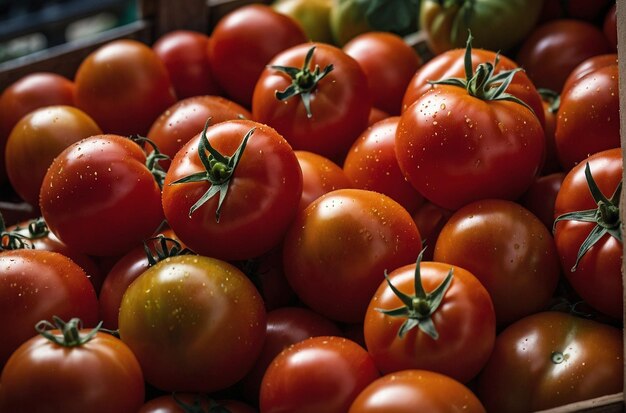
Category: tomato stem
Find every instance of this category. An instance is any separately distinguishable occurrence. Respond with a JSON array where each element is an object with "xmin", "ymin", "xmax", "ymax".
[
  {"xmin": 143, "ymin": 234, "xmax": 195, "ymax": 266},
  {"xmin": 0, "ymin": 213, "xmax": 33, "ymax": 250},
  {"xmin": 131, "ymin": 135, "xmax": 169, "ymax": 189},
  {"xmin": 35, "ymin": 316, "xmax": 102, "ymax": 347}
]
